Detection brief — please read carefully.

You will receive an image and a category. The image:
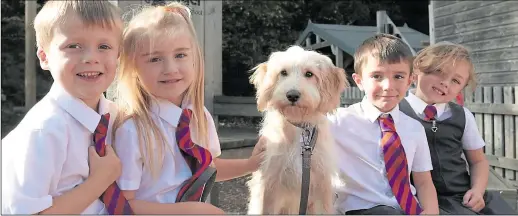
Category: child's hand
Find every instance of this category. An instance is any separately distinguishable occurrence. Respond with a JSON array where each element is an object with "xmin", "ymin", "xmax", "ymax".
[
  {"xmin": 462, "ymin": 189, "xmax": 485, "ymax": 212},
  {"xmin": 420, "ymin": 208, "xmax": 439, "ymax": 215},
  {"xmin": 419, "ymin": 209, "xmax": 432, "ymax": 215},
  {"xmin": 246, "ymin": 136, "xmax": 266, "ymax": 172},
  {"xmin": 88, "ymin": 145, "xmax": 122, "ymax": 186}
]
